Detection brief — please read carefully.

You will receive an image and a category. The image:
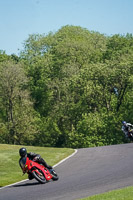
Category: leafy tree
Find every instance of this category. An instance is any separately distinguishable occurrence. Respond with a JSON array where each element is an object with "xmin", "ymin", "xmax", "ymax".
[
  {"xmin": 0, "ymin": 60, "xmax": 38, "ymax": 144},
  {"xmin": 12, "ymin": 27, "xmax": 133, "ymax": 147},
  {"xmin": 0, "ymin": 50, "xmax": 11, "ymax": 62}
]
